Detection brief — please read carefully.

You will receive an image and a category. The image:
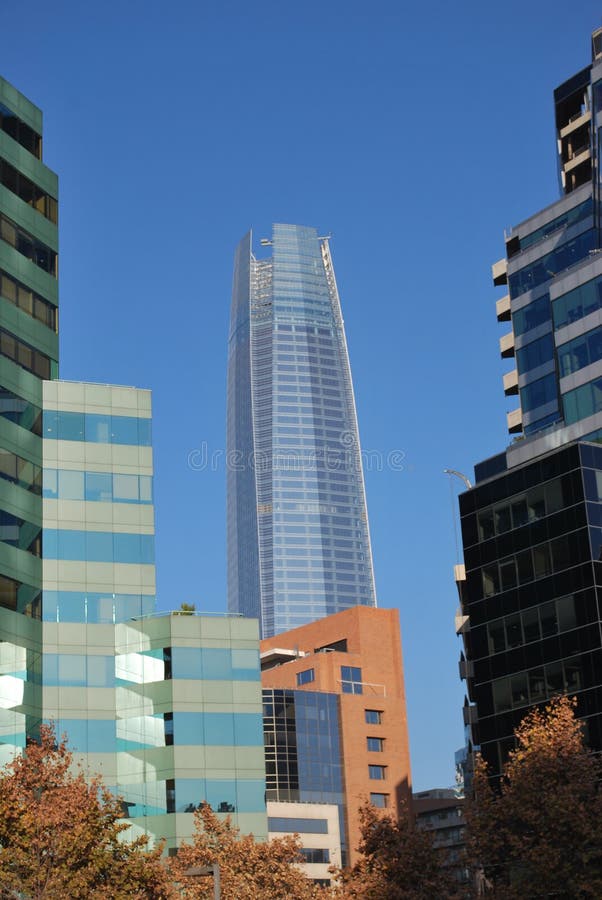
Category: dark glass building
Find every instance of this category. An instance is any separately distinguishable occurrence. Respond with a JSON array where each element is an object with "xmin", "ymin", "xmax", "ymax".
[
  {"xmin": 458, "ymin": 442, "xmax": 602, "ymax": 778},
  {"xmin": 459, "ymin": 28, "xmax": 602, "ymax": 779}
]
